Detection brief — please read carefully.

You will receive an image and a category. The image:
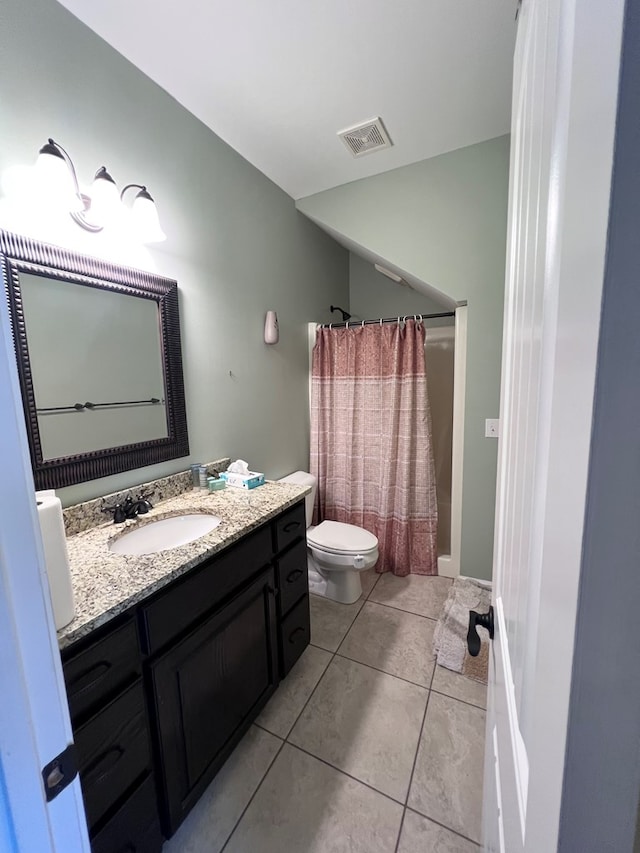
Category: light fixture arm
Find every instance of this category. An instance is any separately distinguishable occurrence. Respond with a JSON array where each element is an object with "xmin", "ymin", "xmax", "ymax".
[
  {"xmin": 45, "ymin": 138, "xmax": 83, "ymax": 202},
  {"xmin": 121, "ymin": 183, "xmax": 154, "ymax": 202},
  {"xmin": 40, "ymin": 137, "xmax": 99, "ymax": 229},
  {"xmin": 121, "ymin": 183, "xmax": 144, "ymax": 197}
]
